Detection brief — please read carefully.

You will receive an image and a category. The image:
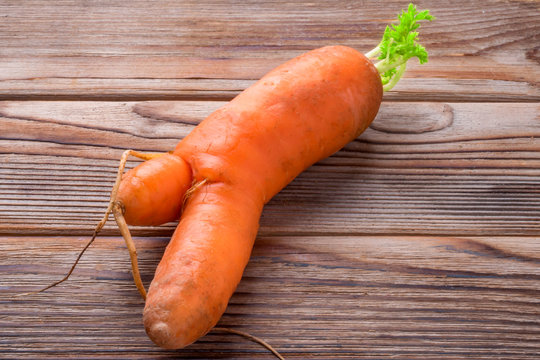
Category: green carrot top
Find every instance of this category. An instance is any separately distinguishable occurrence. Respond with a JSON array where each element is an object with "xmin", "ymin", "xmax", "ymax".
[{"xmin": 365, "ymin": 3, "xmax": 434, "ymax": 92}]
